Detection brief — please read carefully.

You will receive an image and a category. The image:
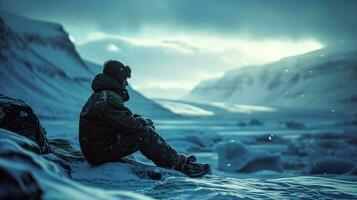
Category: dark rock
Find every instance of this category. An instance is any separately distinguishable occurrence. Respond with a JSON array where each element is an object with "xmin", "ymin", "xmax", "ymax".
[
  {"xmin": 0, "ymin": 93, "xmax": 52, "ymax": 153},
  {"xmin": 0, "ymin": 94, "xmax": 85, "ymax": 175}
]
